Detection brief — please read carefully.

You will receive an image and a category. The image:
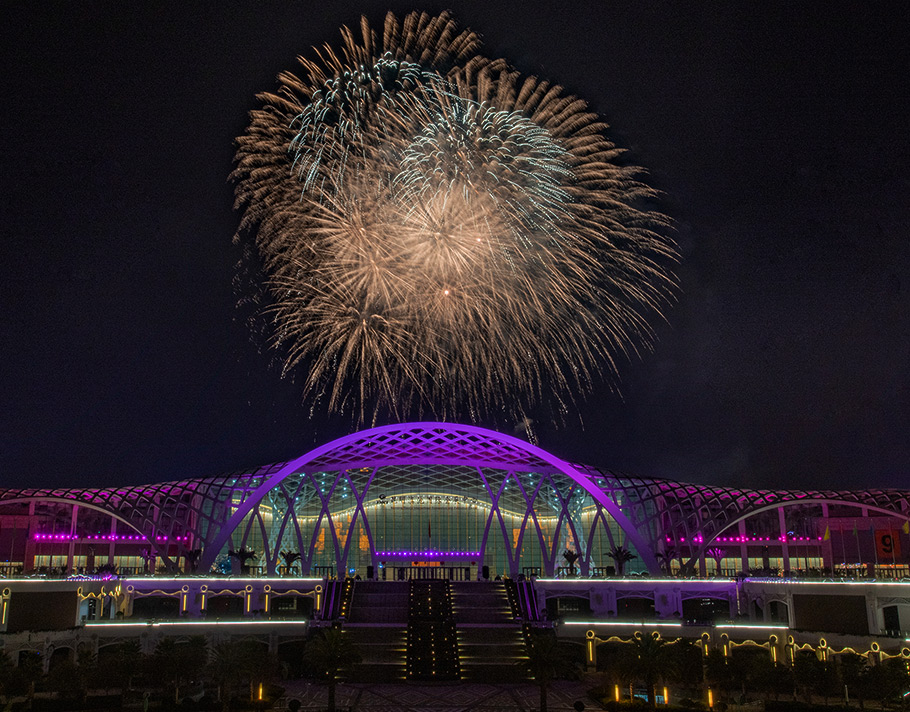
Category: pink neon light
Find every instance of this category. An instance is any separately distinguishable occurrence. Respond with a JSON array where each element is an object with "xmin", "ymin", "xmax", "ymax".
[
  {"xmin": 669, "ymin": 534, "xmax": 823, "ymax": 545},
  {"xmin": 33, "ymin": 534, "xmax": 188, "ymax": 542},
  {"xmin": 375, "ymin": 550, "xmax": 480, "ymax": 558}
]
